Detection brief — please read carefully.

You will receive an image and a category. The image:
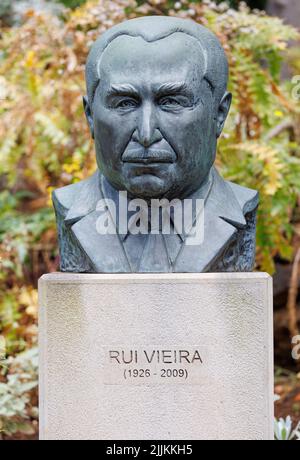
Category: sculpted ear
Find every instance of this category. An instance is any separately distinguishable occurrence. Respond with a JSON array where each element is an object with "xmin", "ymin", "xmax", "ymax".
[
  {"xmin": 216, "ymin": 92, "xmax": 232, "ymax": 138},
  {"xmin": 83, "ymin": 96, "xmax": 94, "ymax": 139}
]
